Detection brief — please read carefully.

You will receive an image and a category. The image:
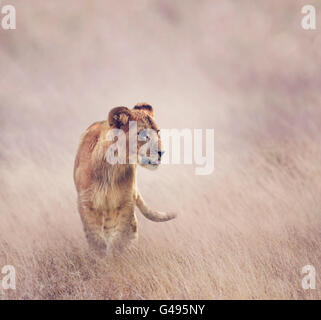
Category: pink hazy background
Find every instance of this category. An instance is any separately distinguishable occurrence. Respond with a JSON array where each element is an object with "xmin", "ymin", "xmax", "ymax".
[{"xmin": 0, "ymin": 0, "xmax": 321, "ymax": 299}]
